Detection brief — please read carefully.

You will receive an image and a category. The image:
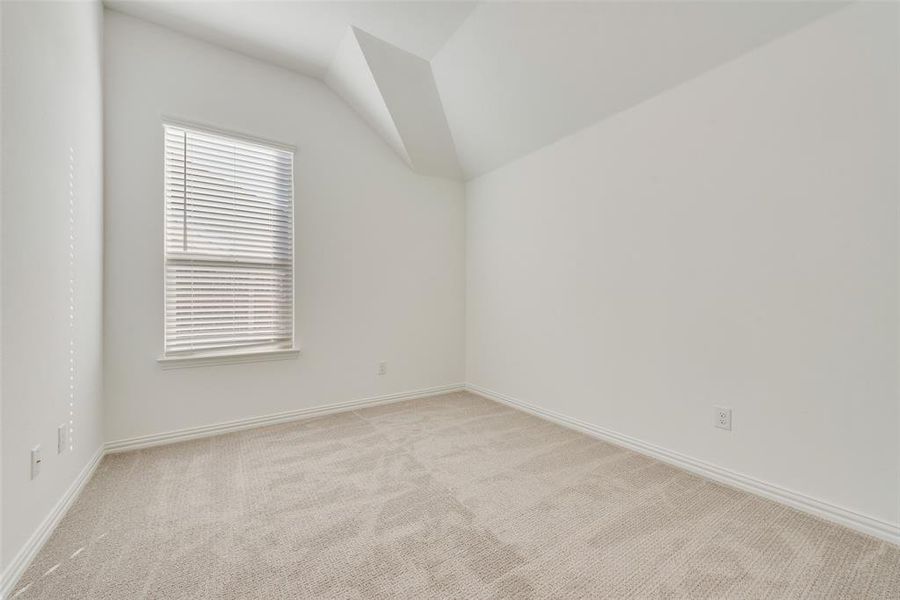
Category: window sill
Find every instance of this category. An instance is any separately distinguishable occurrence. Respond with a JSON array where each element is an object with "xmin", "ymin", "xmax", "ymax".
[{"xmin": 157, "ymin": 348, "xmax": 300, "ymax": 369}]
